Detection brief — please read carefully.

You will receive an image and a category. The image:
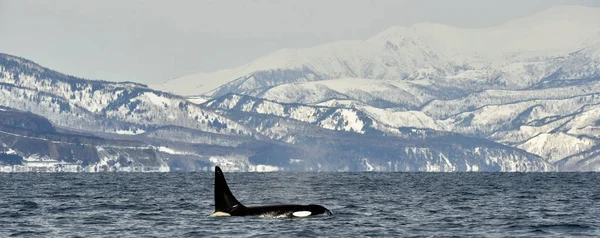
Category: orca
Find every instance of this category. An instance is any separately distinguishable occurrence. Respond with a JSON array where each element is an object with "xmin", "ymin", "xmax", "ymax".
[{"xmin": 211, "ymin": 166, "xmax": 332, "ymax": 218}]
